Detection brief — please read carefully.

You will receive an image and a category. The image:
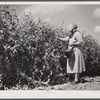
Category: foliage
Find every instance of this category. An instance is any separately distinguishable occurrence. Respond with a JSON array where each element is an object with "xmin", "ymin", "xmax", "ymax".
[{"xmin": 83, "ymin": 35, "xmax": 100, "ymax": 76}]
